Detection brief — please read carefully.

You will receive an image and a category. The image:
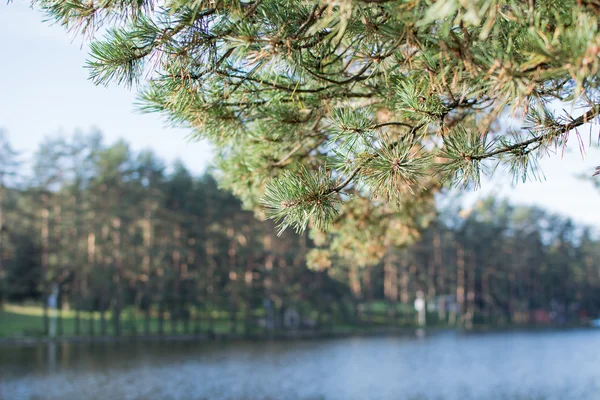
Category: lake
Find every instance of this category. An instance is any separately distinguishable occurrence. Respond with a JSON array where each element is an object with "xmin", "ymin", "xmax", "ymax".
[{"xmin": 1, "ymin": 330, "xmax": 599, "ymax": 400}]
